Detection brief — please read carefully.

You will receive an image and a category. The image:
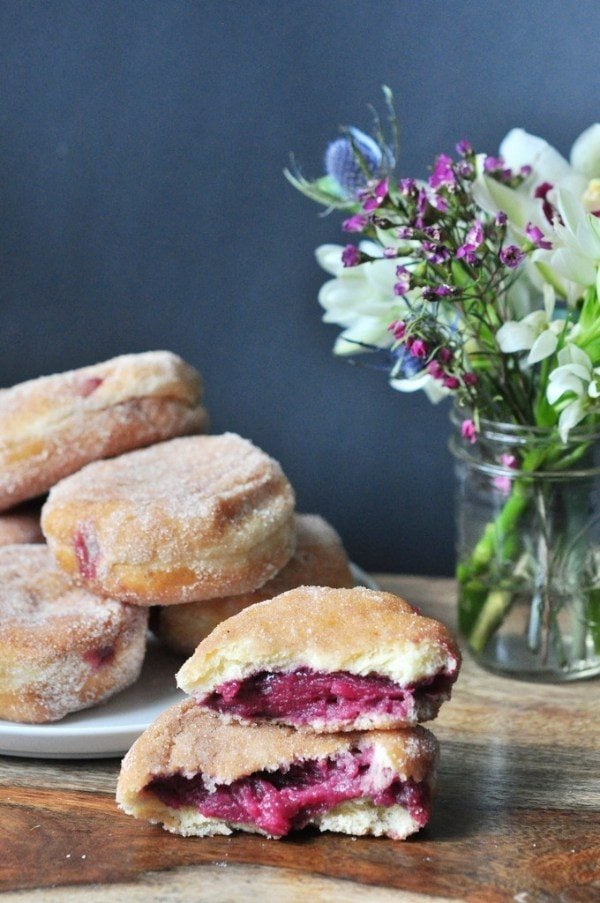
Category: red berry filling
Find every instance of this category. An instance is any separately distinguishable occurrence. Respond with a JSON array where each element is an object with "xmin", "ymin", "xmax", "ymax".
[
  {"xmin": 79, "ymin": 376, "xmax": 104, "ymax": 397},
  {"xmin": 147, "ymin": 749, "xmax": 431, "ymax": 837},
  {"xmin": 202, "ymin": 667, "xmax": 456, "ymax": 726},
  {"xmin": 83, "ymin": 645, "xmax": 115, "ymax": 671},
  {"xmin": 74, "ymin": 524, "xmax": 100, "ymax": 580}
]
